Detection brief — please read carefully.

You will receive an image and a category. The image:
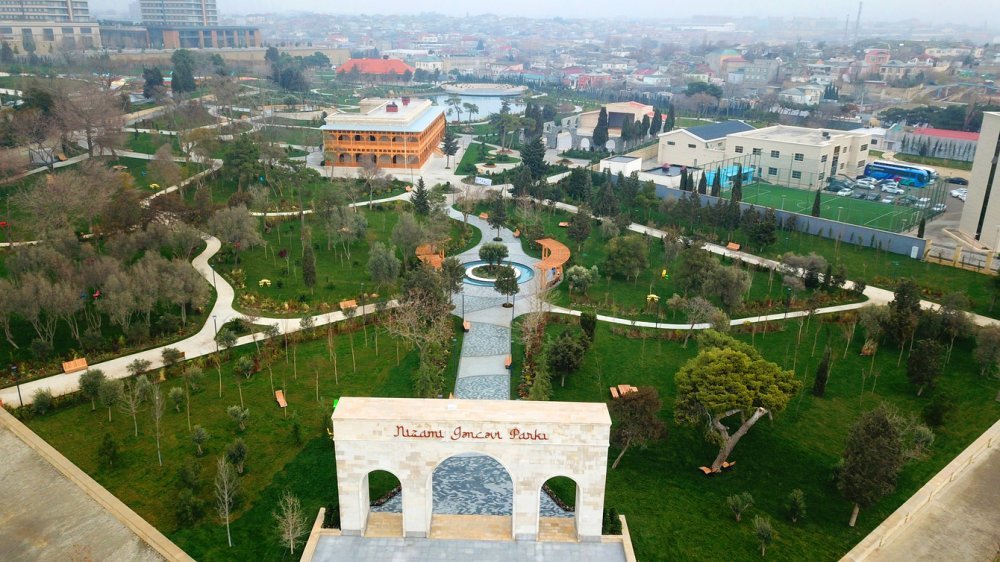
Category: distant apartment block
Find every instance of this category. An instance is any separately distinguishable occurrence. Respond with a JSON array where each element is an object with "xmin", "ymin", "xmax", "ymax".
[
  {"xmin": 139, "ymin": 0, "xmax": 217, "ymax": 26},
  {"xmin": 0, "ymin": 0, "xmax": 99, "ymax": 51},
  {"xmin": 0, "ymin": 0, "xmax": 90, "ymax": 22}
]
